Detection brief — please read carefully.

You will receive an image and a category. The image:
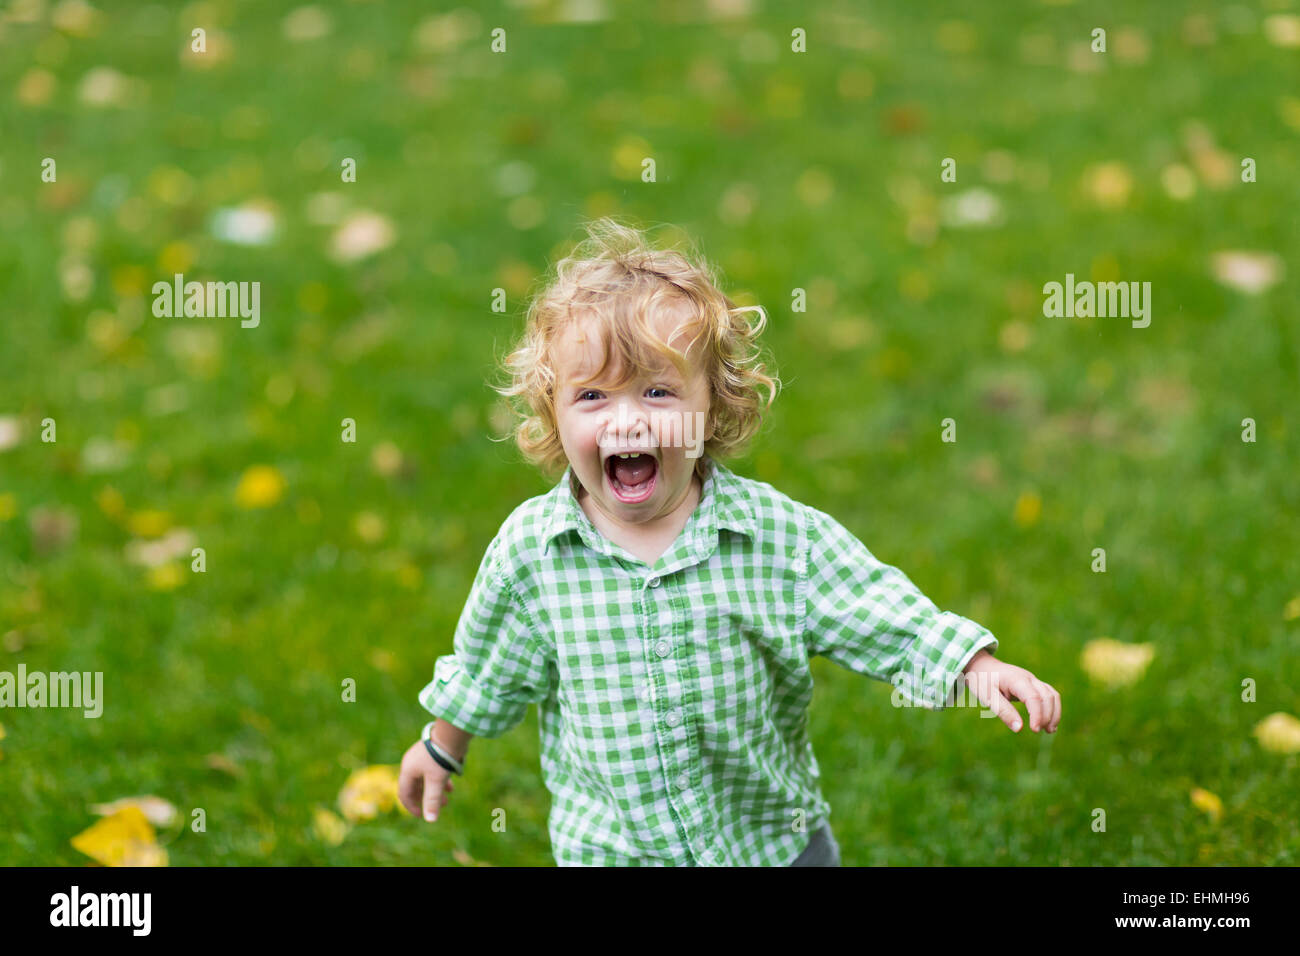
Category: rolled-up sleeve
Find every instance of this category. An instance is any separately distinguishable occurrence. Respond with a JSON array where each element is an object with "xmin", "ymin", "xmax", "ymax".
[
  {"xmin": 801, "ymin": 505, "xmax": 997, "ymax": 710},
  {"xmin": 418, "ymin": 537, "xmax": 555, "ymax": 738}
]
